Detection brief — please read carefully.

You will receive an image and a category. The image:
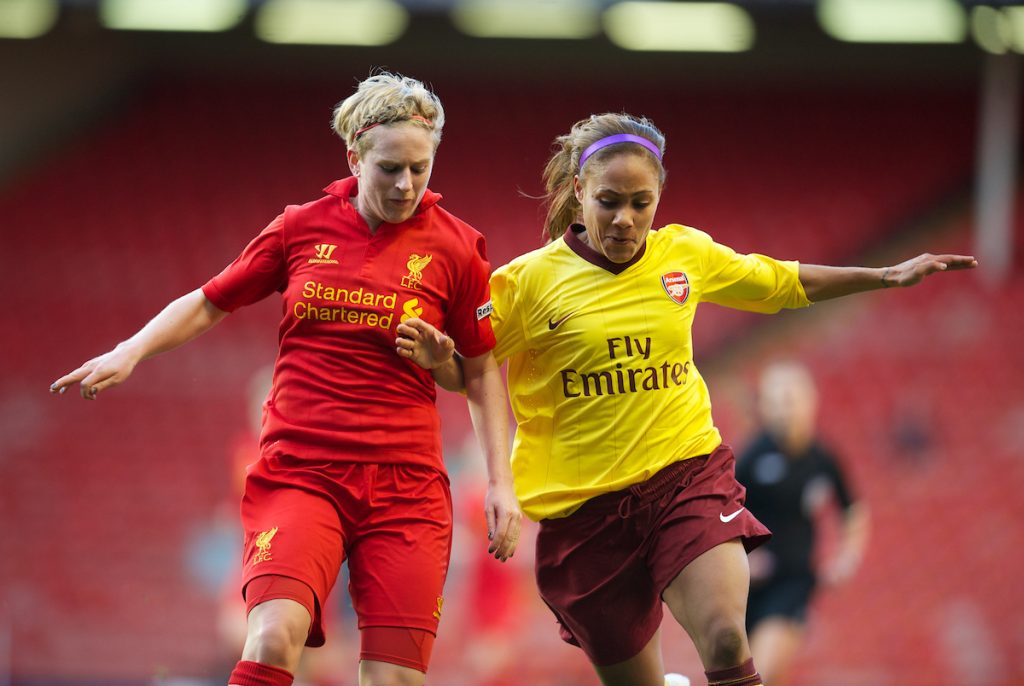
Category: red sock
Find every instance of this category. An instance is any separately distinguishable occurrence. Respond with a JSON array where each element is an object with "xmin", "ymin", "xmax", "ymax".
[
  {"xmin": 228, "ymin": 660, "xmax": 294, "ymax": 686},
  {"xmin": 706, "ymin": 657, "xmax": 762, "ymax": 686}
]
